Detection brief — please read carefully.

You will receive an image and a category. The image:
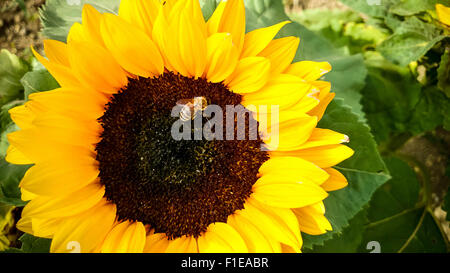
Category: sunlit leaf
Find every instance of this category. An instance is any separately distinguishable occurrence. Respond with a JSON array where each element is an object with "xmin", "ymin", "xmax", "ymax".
[
  {"xmin": 358, "ymin": 157, "xmax": 447, "ymax": 253},
  {"xmin": 0, "ymin": 50, "xmax": 28, "ymax": 105}
]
